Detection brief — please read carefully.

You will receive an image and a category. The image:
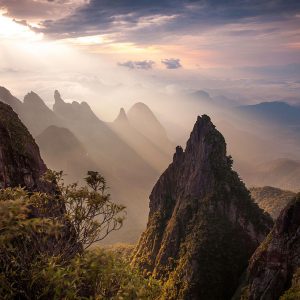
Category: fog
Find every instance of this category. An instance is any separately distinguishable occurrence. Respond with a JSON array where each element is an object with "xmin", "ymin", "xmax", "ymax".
[
  {"xmin": 1, "ymin": 82, "xmax": 300, "ymax": 243},
  {"xmin": 1, "ymin": 9, "xmax": 300, "ymax": 243}
]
